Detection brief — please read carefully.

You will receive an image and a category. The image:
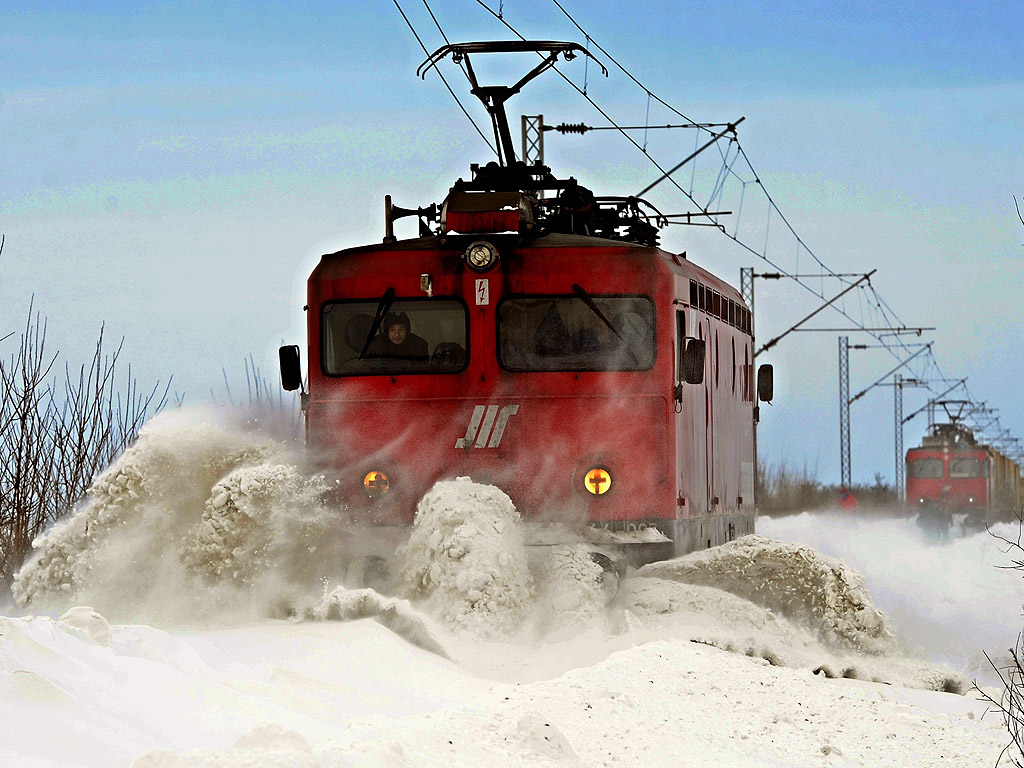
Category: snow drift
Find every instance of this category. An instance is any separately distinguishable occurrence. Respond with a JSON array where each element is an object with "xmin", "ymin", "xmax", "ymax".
[
  {"xmin": 1, "ymin": 612, "xmax": 1010, "ymax": 768},
  {"xmin": 637, "ymin": 533, "xmax": 895, "ymax": 653}
]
